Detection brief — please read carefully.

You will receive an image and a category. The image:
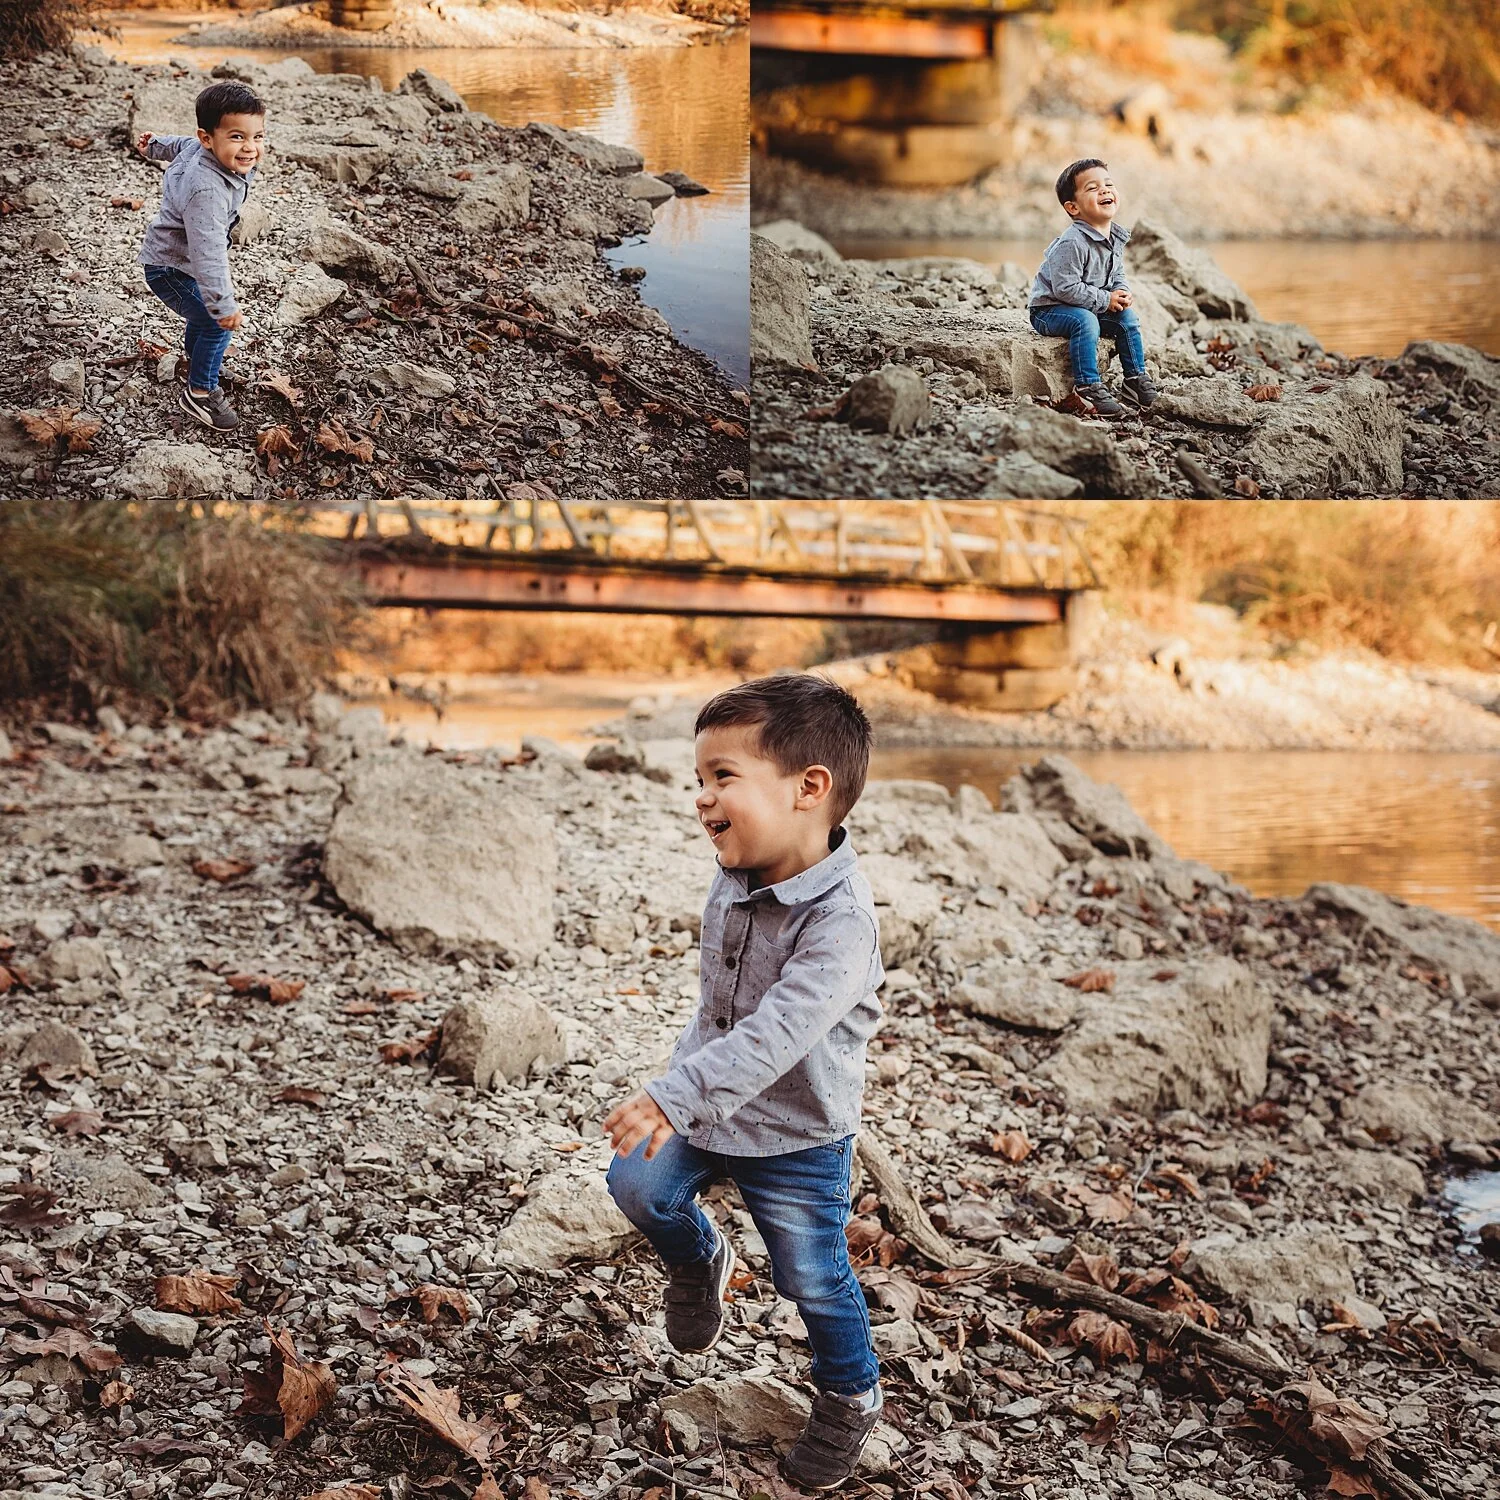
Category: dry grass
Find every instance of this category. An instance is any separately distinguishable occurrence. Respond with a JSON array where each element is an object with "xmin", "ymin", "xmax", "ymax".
[
  {"xmin": 1062, "ymin": 501, "xmax": 1500, "ymax": 664},
  {"xmin": 0, "ymin": 503, "xmax": 363, "ymax": 719},
  {"xmin": 0, "ymin": 0, "xmax": 101, "ymax": 57}
]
